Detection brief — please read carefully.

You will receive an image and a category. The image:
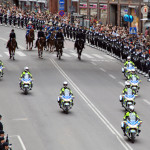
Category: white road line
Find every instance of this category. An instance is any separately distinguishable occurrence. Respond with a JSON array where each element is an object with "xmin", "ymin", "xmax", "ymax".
[
  {"xmin": 4, "ymin": 52, "xmax": 9, "ymax": 56},
  {"xmin": 99, "ymin": 67, "xmax": 106, "ymax": 72},
  {"xmin": 91, "ymin": 62, "xmax": 97, "ymax": 66},
  {"xmin": 0, "ymin": 54, "xmax": 3, "ymax": 57},
  {"xmin": 16, "ymin": 51, "xmax": 26, "ymax": 56},
  {"xmin": 63, "ymin": 53, "xmax": 71, "ymax": 57},
  {"xmin": 109, "ymin": 74, "xmax": 116, "ymax": 79},
  {"xmin": 92, "ymin": 54, "xmax": 104, "ymax": 59},
  {"xmin": 104, "ymin": 55, "xmax": 115, "ymax": 60},
  {"xmin": 17, "ymin": 135, "xmax": 27, "ymax": 150},
  {"xmin": 82, "ymin": 53, "xmax": 94, "ymax": 59},
  {"xmin": 143, "ymin": 99, "xmax": 150, "ymax": 105},
  {"xmin": 70, "ymin": 53, "xmax": 77, "ymax": 57},
  {"xmin": 0, "ymin": 37, "xmax": 7, "ymax": 42},
  {"xmin": 12, "ymin": 118, "xmax": 28, "ymax": 121},
  {"xmin": 19, "ymin": 45, "xmax": 25, "ymax": 50},
  {"xmin": 118, "ymin": 81, "xmax": 124, "ymax": 87},
  {"xmin": 50, "ymin": 58, "xmax": 133, "ymax": 150}
]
